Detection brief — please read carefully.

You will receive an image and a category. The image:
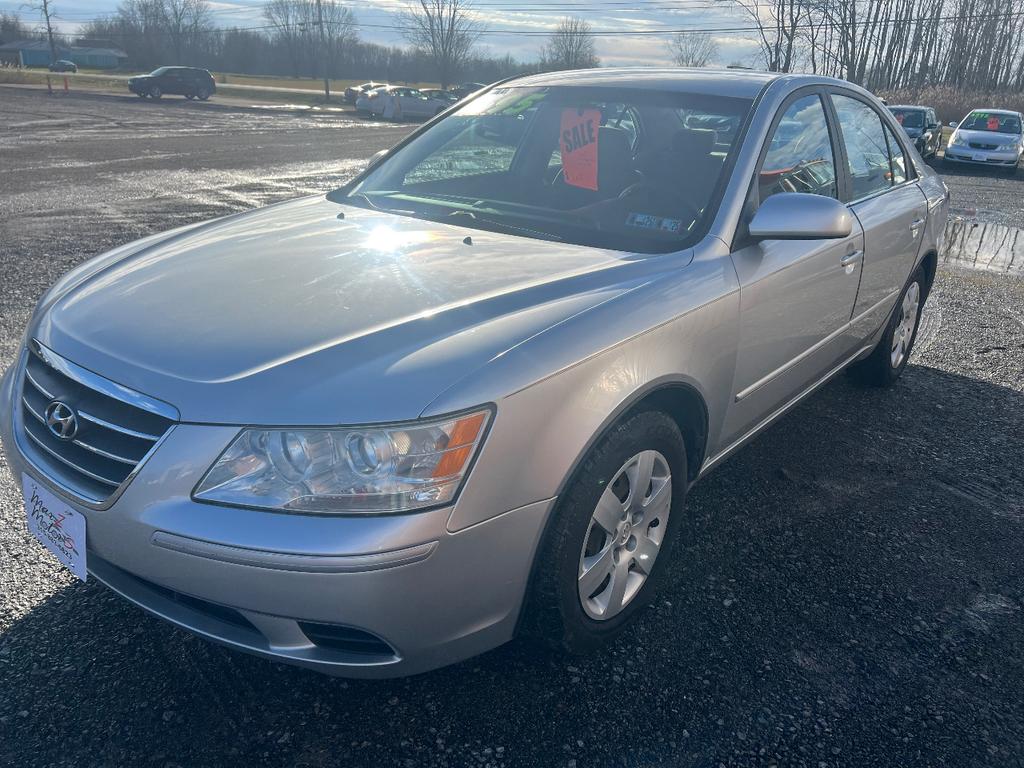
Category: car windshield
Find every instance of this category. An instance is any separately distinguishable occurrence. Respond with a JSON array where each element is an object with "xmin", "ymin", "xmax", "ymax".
[
  {"xmin": 336, "ymin": 85, "xmax": 752, "ymax": 253},
  {"xmin": 962, "ymin": 111, "xmax": 1022, "ymax": 134},
  {"xmin": 890, "ymin": 108, "xmax": 925, "ymax": 128}
]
